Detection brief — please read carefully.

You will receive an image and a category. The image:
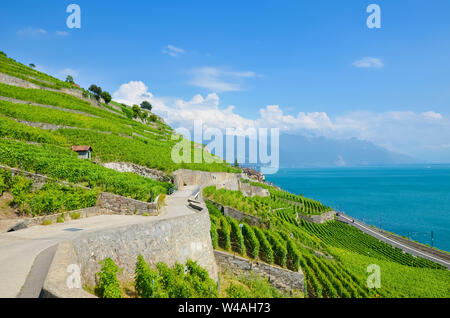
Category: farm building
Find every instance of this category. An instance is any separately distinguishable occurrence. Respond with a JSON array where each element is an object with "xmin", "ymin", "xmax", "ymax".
[{"xmin": 71, "ymin": 146, "xmax": 92, "ymax": 159}]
